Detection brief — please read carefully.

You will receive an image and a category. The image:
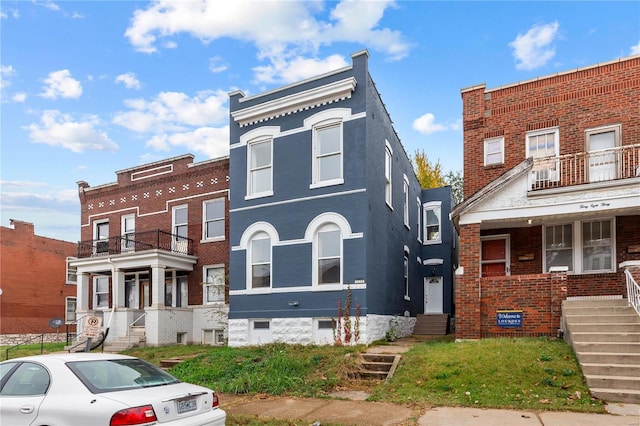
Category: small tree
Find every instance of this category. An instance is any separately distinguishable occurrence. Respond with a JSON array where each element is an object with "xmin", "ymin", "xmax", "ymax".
[
  {"xmin": 413, "ymin": 149, "xmax": 446, "ymax": 189},
  {"xmin": 444, "ymin": 169, "xmax": 464, "ymax": 205}
]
